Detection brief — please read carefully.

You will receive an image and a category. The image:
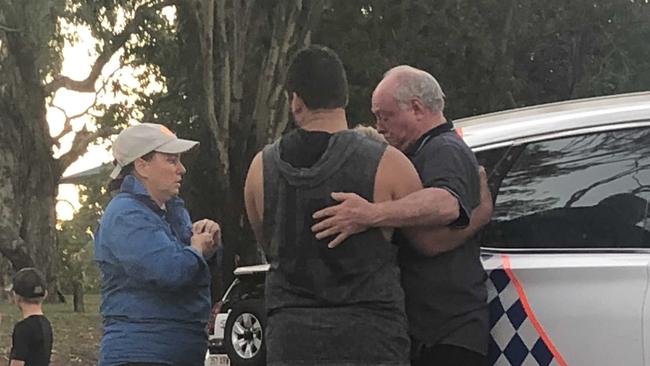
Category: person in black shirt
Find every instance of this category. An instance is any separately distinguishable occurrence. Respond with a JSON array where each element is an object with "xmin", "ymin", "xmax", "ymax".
[
  {"xmin": 312, "ymin": 66, "xmax": 492, "ymax": 366},
  {"xmin": 8, "ymin": 267, "xmax": 53, "ymax": 366}
]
